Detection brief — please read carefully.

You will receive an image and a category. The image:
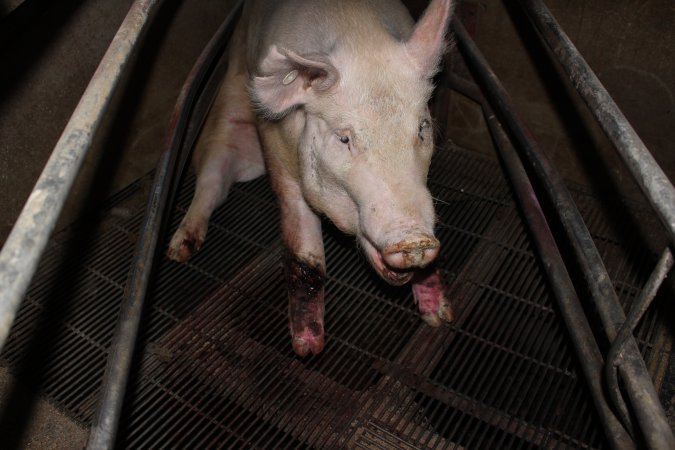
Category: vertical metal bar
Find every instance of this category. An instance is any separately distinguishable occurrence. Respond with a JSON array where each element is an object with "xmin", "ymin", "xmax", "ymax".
[
  {"xmin": 0, "ymin": 0, "xmax": 164, "ymax": 352},
  {"xmin": 452, "ymin": 19, "xmax": 675, "ymax": 450},
  {"xmin": 86, "ymin": 2, "xmax": 244, "ymax": 449},
  {"xmin": 518, "ymin": 0, "xmax": 675, "ymax": 250}
]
